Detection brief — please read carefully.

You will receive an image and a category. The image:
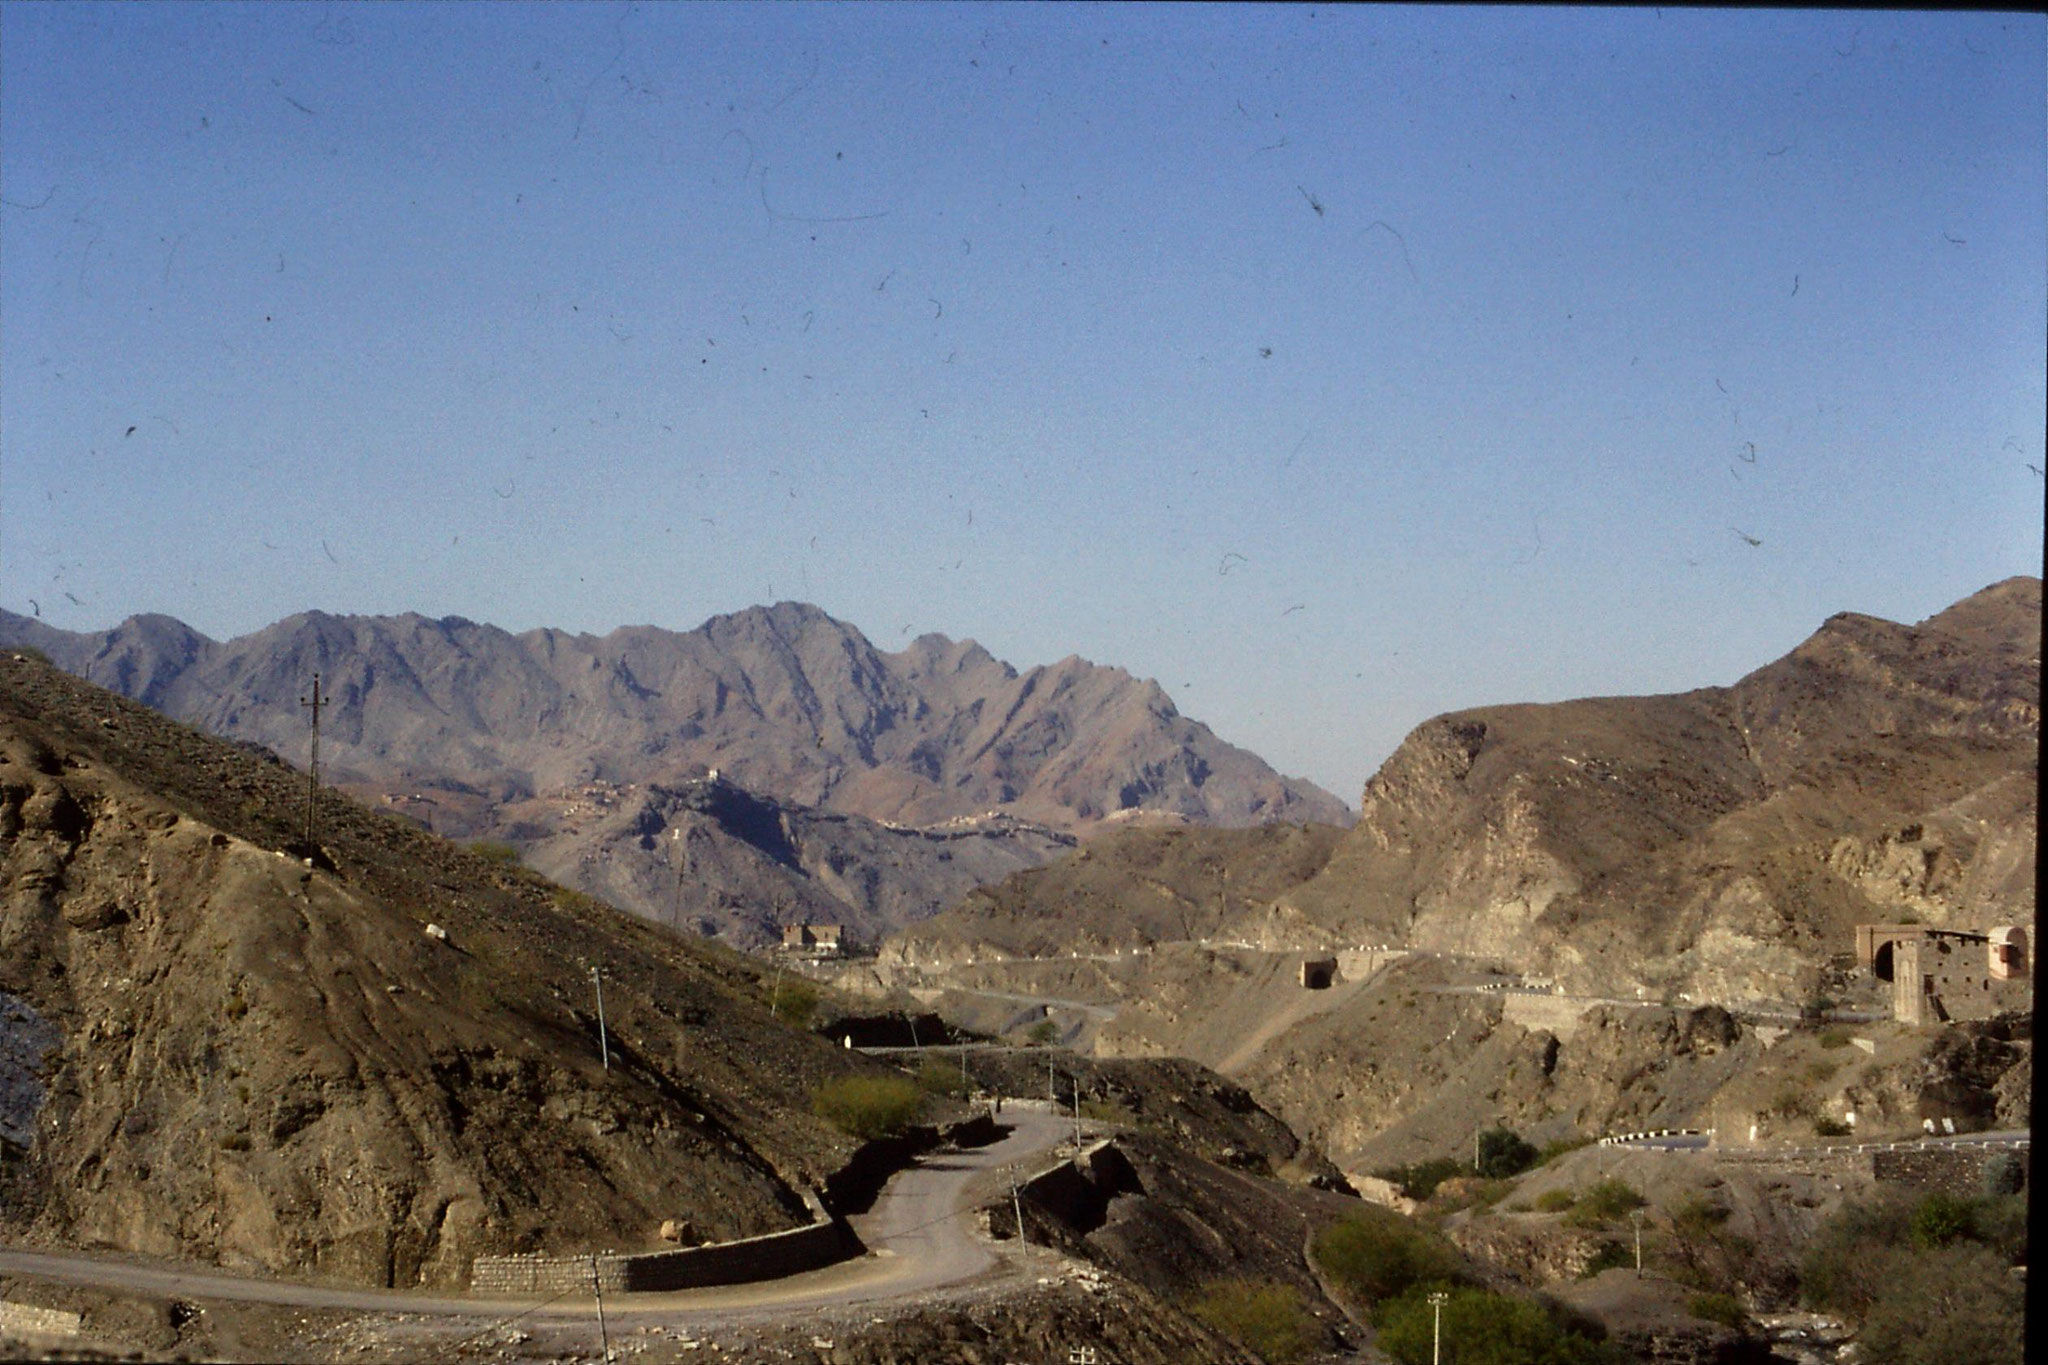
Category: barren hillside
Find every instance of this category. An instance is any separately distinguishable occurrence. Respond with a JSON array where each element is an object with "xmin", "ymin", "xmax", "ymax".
[
  {"xmin": 898, "ymin": 579, "xmax": 2039, "ymax": 1007},
  {"xmin": 0, "ymin": 651, "xmax": 897, "ymax": 1289}
]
